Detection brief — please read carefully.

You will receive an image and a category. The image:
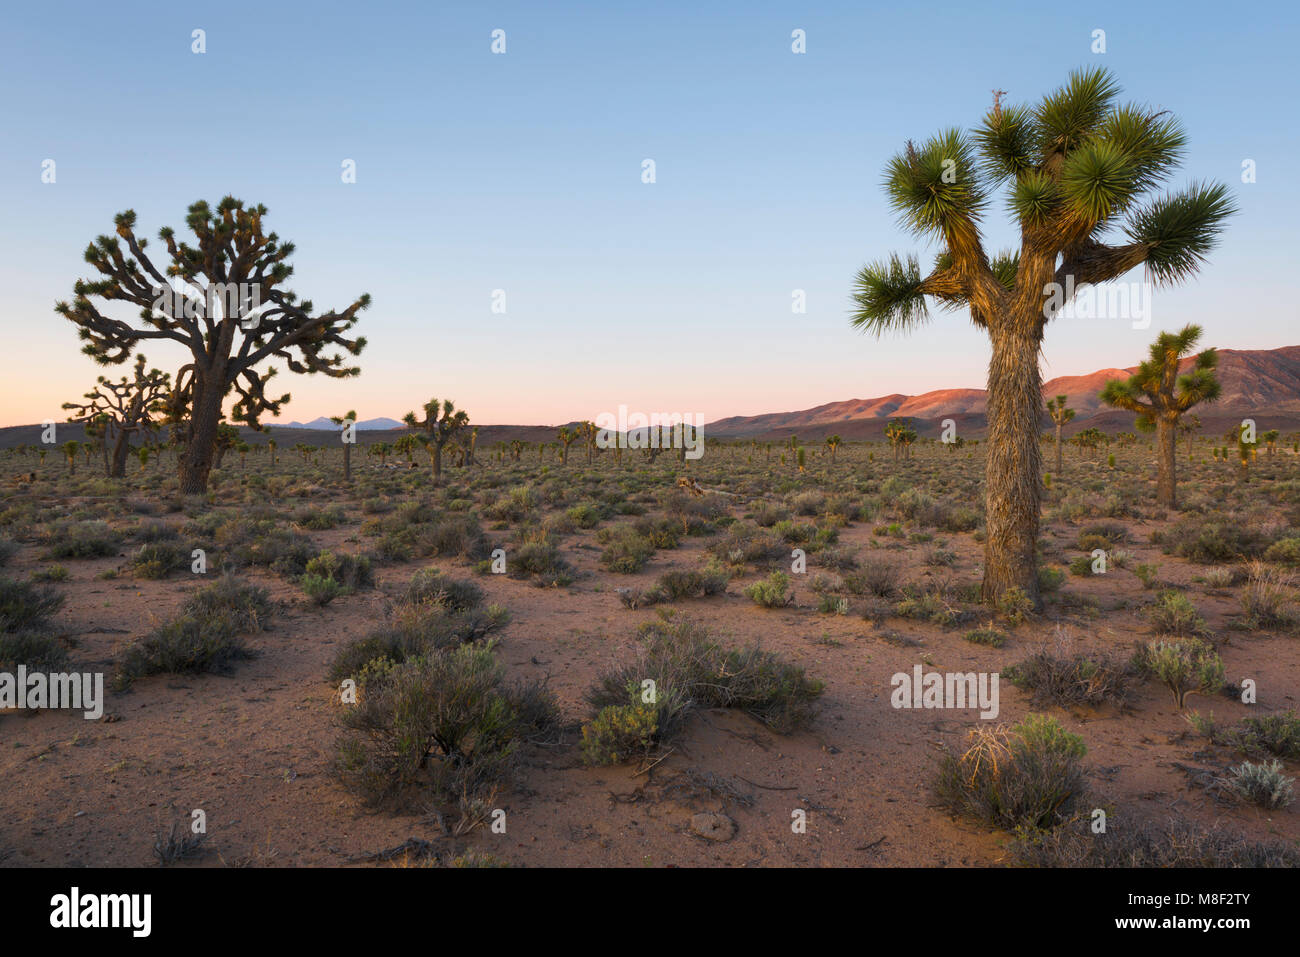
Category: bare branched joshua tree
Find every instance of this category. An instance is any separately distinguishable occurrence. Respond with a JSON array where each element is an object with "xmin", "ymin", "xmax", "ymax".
[
  {"xmin": 55, "ymin": 197, "xmax": 370, "ymax": 494},
  {"xmin": 62, "ymin": 353, "xmax": 171, "ymax": 478},
  {"xmin": 850, "ymin": 68, "xmax": 1234, "ymax": 605},
  {"xmin": 403, "ymin": 399, "xmax": 469, "ymax": 482}
]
